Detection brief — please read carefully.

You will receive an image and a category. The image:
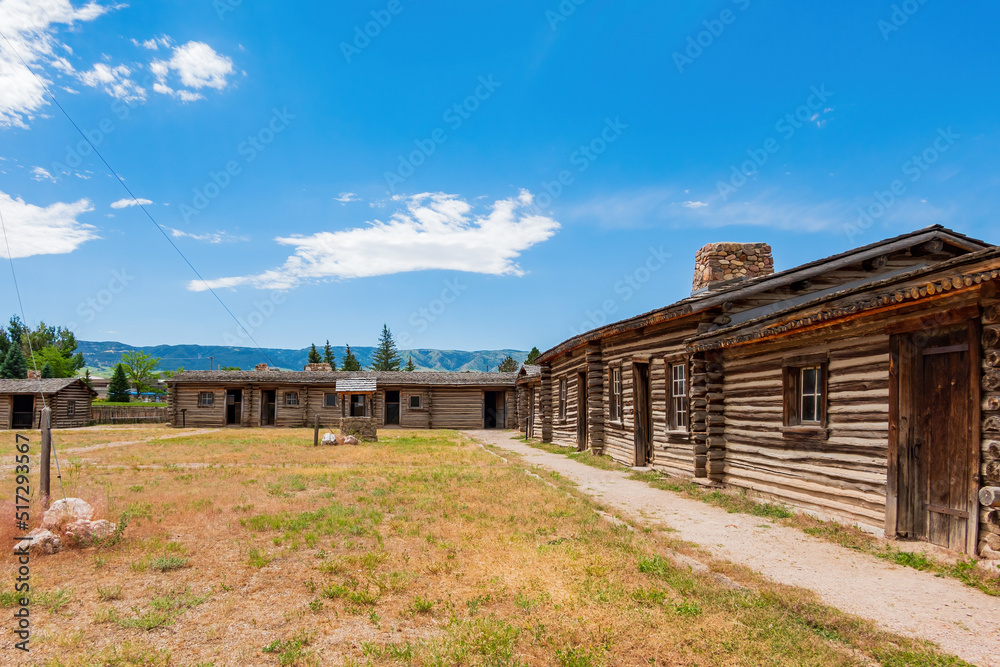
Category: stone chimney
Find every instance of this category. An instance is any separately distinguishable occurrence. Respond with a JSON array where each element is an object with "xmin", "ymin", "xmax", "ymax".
[
  {"xmin": 304, "ymin": 363, "xmax": 328, "ymax": 372},
  {"xmin": 26, "ymin": 369, "xmax": 40, "ymax": 380},
  {"xmin": 255, "ymin": 363, "xmax": 269, "ymax": 372},
  {"xmin": 692, "ymin": 242, "xmax": 774, "ymax": 294}
]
